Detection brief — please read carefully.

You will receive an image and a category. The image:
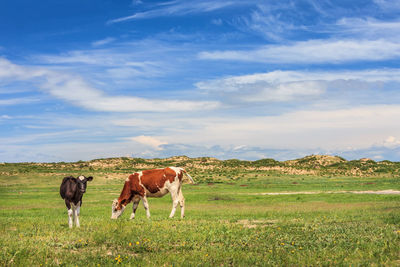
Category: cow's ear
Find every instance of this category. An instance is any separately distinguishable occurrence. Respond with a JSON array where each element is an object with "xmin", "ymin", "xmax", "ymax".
[{"xmin": 87, "ymin": 176, "xmax": 93, "ymax": 181}]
